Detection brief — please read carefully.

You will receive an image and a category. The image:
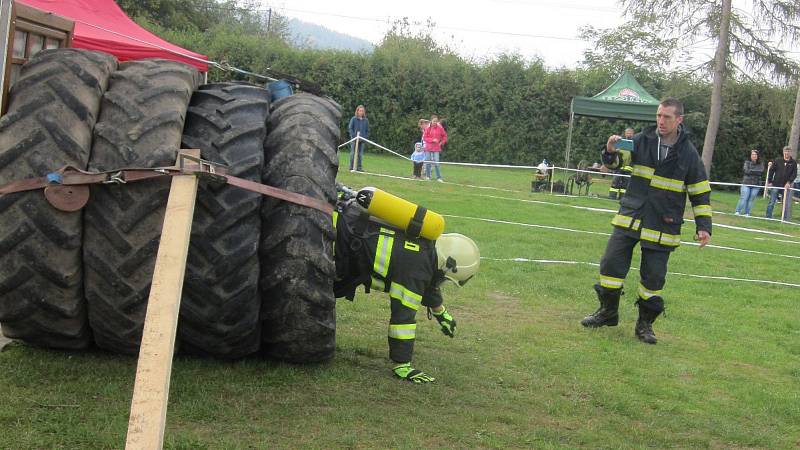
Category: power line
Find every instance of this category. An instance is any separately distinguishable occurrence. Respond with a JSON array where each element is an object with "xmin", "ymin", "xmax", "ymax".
[
  {"xmin": 278, "ymin": 6, "xmax": 584, "ymax": 42},
  {"xmin": 488, "ymin": 0, "xmax": 619, "ymax": 14}
]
